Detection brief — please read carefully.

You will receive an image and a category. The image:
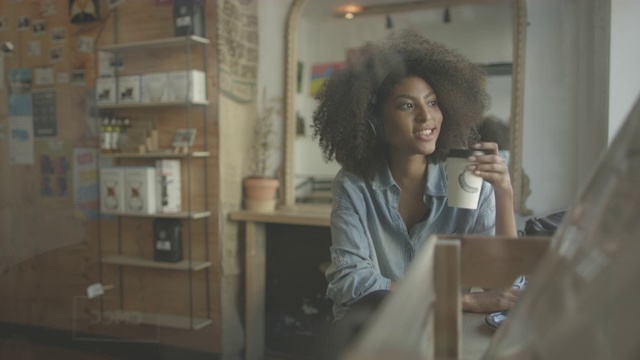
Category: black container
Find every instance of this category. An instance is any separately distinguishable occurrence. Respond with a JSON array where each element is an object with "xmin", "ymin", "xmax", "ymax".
[
  {"xmin": 172, "ymin": 0, "xmax": 205, "ymax": 37},
  {"xmin": 153, "ymin": 218, "xmax": 183, "ymax": 263}
]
